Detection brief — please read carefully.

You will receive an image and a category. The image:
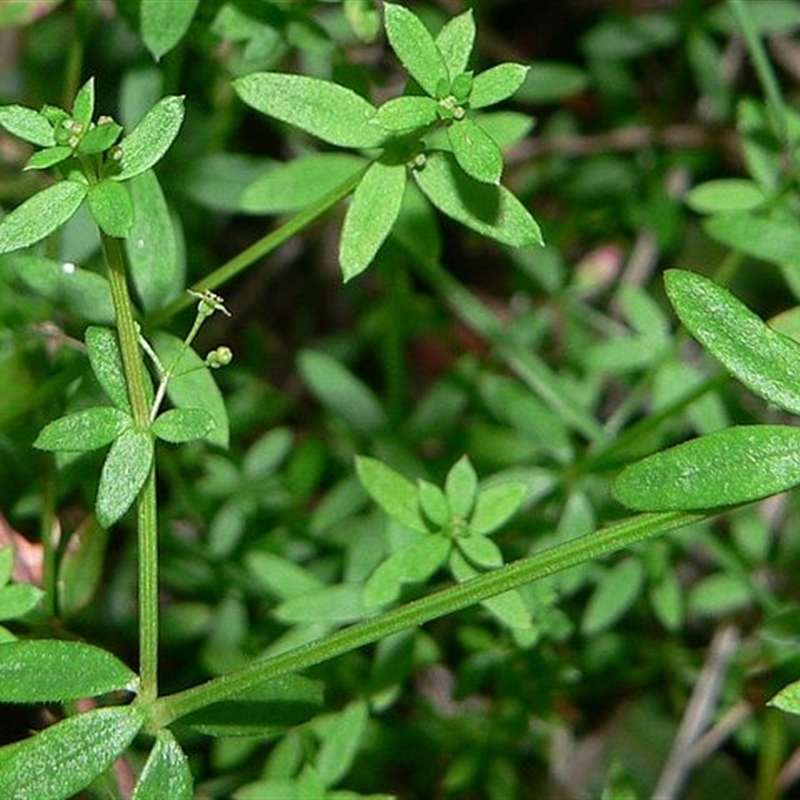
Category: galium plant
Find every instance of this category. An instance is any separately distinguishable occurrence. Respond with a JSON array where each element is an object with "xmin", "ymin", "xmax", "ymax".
[{"xmin": 3, "ymin": 0, "xmax": 800, "ymax": 797}]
